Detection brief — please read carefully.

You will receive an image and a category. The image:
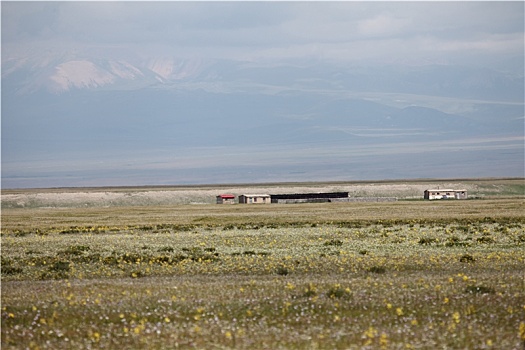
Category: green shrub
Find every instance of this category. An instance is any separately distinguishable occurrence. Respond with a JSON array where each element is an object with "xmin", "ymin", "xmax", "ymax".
[
  {"xmin": 50, "ymin": 261, "xmax": 71, "ymax": 272},
  {"xmin": 324, "ymin": 239, "xmax": 343, "ymax": 247},
  {"xmin": 476, "ymin": 236, "xmax": 495, "ymax": 244},
  {"xmin": 418, "ymin": 237, "xmax": 438, "ymax": 245},
  {"xmin": 455, "ymin": 225, "xmax": 471, "ymax": 233},
  {"xmin": 326, "ymin": 286, "xmax": 350, "ymax": 299},
  {"xmin": 119, "ymin": 253, "xmax": 144, "ymax": 264},
  {"xmin": 465, "ymin": 285, "xmax": 495, "ymax": 294},
  {"xmin": 2, "ymin": 265, "xmax": 23, "ymax": 275},
  {"xmin": 302, "ymin": 283, "xmax": 318, "ymax": 298},
  {"xmin": 445, "ymin": 241, "xmax": 470, "ymax": 247},
  {"xmin": 368, "ymin": 266, "xmax": 386, "ymax": 274},
  {"xmin": 276, "ymin": 266, "xmax": 289, "ymax": 276},
  {"xmin": 130, "ymin": 270, "xmax": 146, "ymax": 278},
  {"xmin": 459, "ymin": 254, "xmax": 475, "ymax": 263},
  {"xmin": 158, "ymin": 246, "xmax": 174, "ymax": 252}
]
